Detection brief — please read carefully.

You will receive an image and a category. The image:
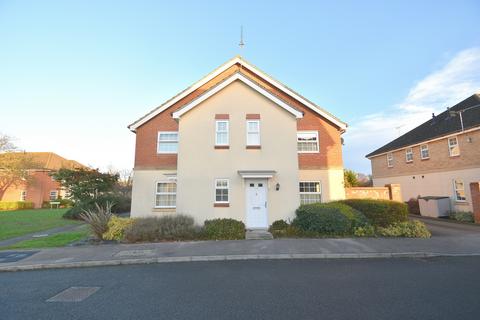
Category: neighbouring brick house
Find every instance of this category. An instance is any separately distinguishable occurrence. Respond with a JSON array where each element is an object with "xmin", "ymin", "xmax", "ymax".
[
  {"xmin": 128, "ymin": 56, "xmax": 347, "ymax": 228},
  {"xmin": 0, "ymin": 152, "xmax": 85, "ymax": 208},
  {"xmin": 366, "ymin": 93, "xmax": 480, "ymax": 213}
]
